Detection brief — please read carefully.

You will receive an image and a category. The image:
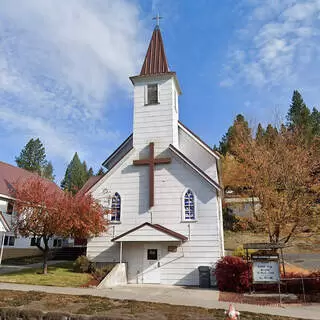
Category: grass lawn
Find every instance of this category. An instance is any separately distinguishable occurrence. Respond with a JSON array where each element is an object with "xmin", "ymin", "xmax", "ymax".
[
  {"xmin": 0, "ymin": 262, "xmax": 92, "ymax": 287},
  {"xmin": 2, "ymin": 255, "xmax": 44, "ymax": 265},
  {"xmin": 0, "ymin": 290, "xmax": 306, "ymax": 320}
]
